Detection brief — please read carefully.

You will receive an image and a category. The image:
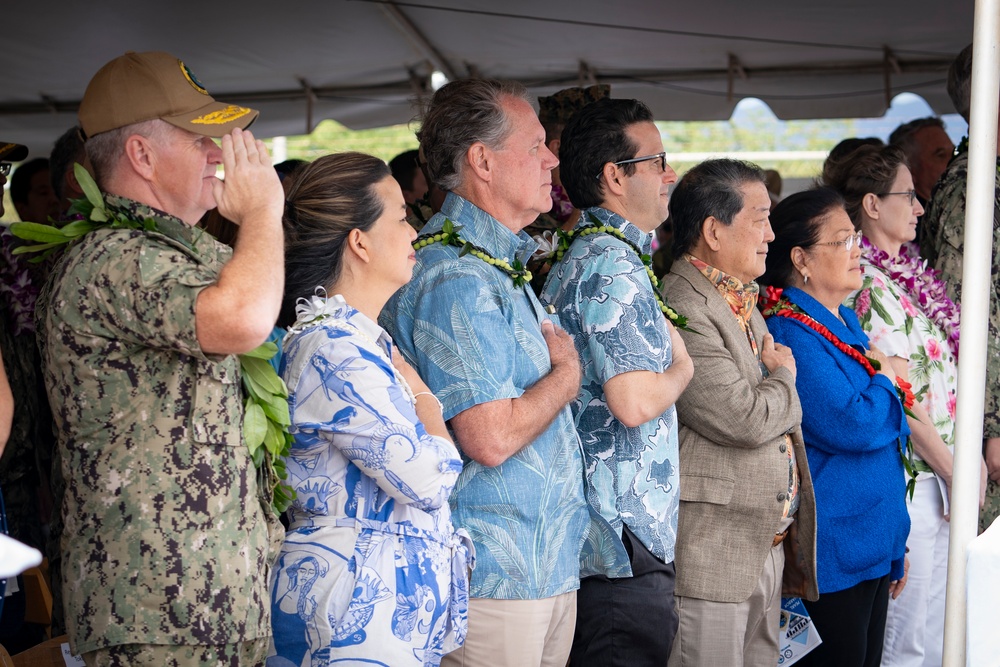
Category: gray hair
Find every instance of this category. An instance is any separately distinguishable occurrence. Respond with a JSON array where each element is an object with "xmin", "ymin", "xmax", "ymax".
[
  {"xmin": 948, "ymin": 44, "xmax": 973, "ymax": 123},
  {"xmin": 417, "ymin": 79, "xmax": 529, "ymax": 192},
  {"xmin": 85, "ymin": 118, "xmax": 168, "ymax": 188},
  {"xmin": 888, "ymin": 116, "xmax": 946, "ymax": 164},
  {"xmin": 669, "ymin": 159, "xmax": 766, "ymax": 258}
]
